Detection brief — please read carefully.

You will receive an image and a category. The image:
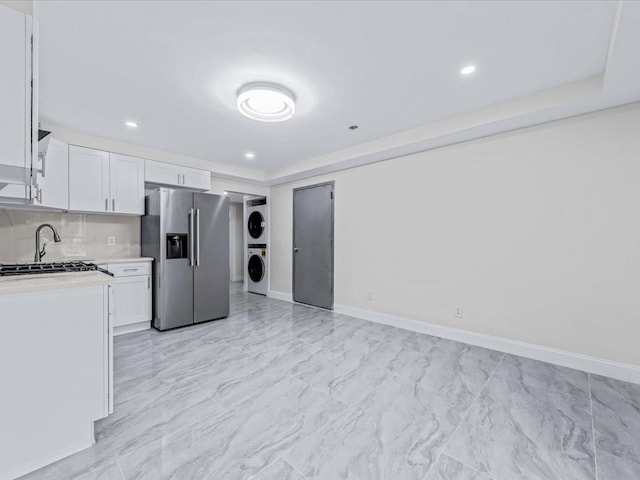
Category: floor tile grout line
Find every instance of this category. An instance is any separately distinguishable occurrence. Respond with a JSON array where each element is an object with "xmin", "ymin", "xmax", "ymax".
[
  {"xmin": 589, "ymin": 374, "xmax": 599, "ymax": 480},
  {"xmin": 596, "ymin": 448, "xmax": 640, "ymax": 469},
  {"xmin": 280, "ymin": 455, "xmax": 311, "ymax": 480},
  {"xmin": 115, "ymin": 457, "xmax": 127, "ymax": 480},
  {"xmin": 420, "ymin": 353, "xmax": 506, "ymax": 480},
  {"xmin": 438, "ymin": 452, "xmax": 494, "ymax": 480}
]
